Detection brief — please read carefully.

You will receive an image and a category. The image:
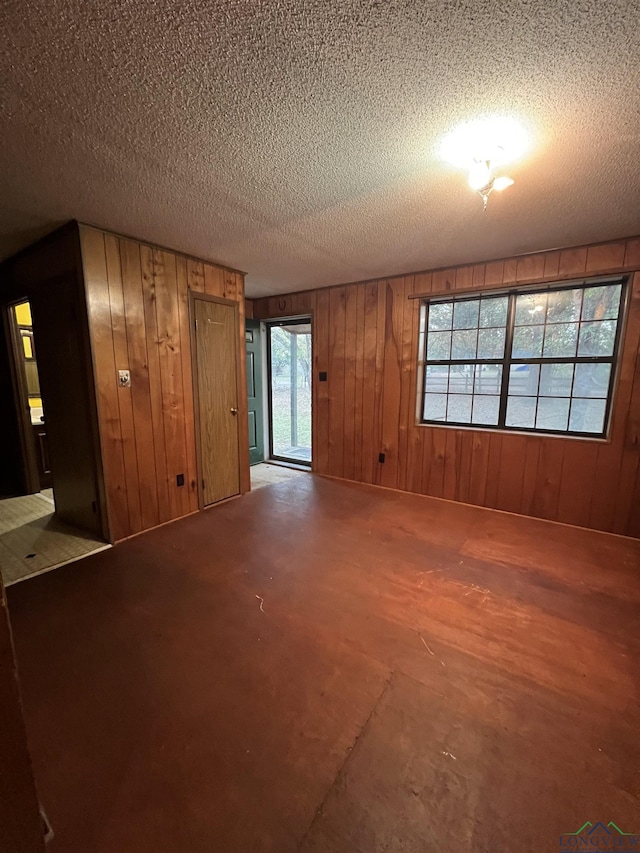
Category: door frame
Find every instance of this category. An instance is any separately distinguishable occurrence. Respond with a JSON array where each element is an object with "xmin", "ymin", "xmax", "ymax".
[
  {"xmin": 189, "ymin": 291, "xmax": 244, "ymax": 510},
  {"xmin": 245, "ymin": 318, "xmax": 265, "ymax": 466},
  {"xmin": 3, "ymin": 302, "xmax": 40, "ymax": 494},
  {"xmin": 265, "ymin": 315, "xmax": 313, "ymax": 467}
]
